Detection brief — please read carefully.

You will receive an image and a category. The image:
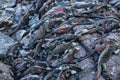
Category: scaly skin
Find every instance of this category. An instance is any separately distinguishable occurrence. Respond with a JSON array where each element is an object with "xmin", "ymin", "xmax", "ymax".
[{"xmin": 95, "ymin": 44, "xmax": 118, "ymax": 80}]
